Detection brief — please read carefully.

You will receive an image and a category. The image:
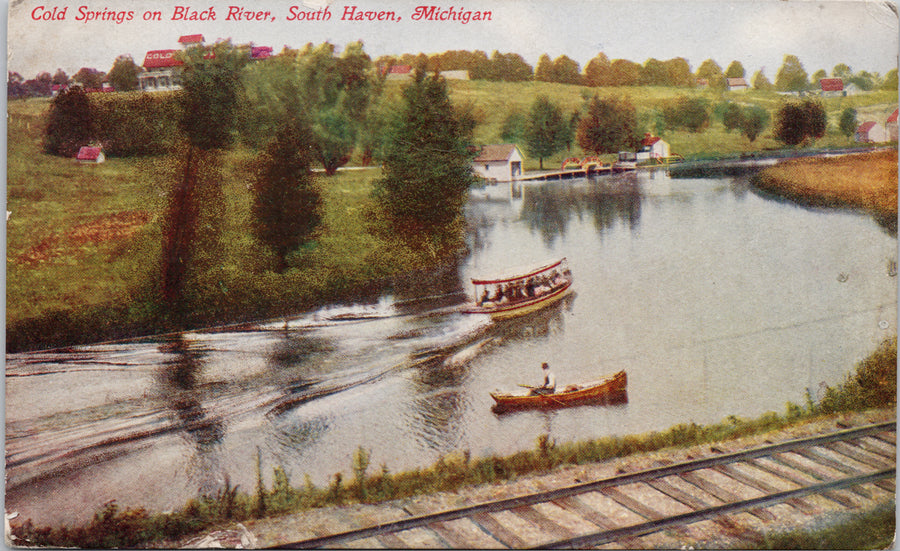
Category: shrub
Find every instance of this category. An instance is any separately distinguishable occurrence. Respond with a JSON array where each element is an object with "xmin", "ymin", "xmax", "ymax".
[{"xmin": 44, "ymin": 86, "xmax": 92, "ymax": 157}]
